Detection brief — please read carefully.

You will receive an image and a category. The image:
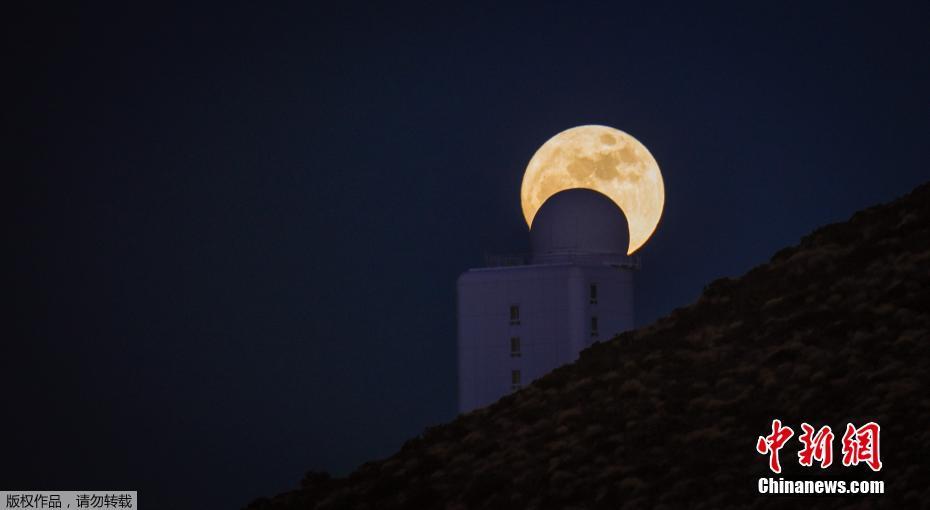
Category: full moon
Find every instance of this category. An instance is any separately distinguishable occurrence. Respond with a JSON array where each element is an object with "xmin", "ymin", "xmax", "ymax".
[{"xmin": 521, "ymin": 125, "xmax": 665, "ymax": 255}]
